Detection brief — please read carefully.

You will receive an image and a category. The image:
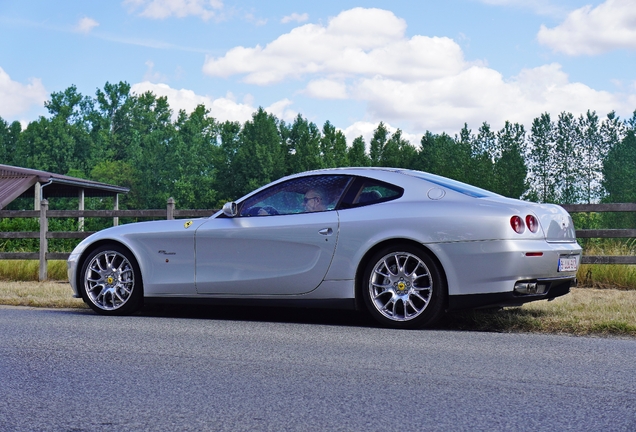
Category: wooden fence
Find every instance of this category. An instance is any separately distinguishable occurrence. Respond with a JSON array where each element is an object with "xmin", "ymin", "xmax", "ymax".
[
  {"xmin": 560, "ymin": 203, "xmax": 636, "ymax": 265},
  {"xmin": 0, "ymin": 200, "xmax": 634, "ymax": 281},
  {"xmin": 0, "ymin": 198, "xmax": 215, "ymax": 280}
]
